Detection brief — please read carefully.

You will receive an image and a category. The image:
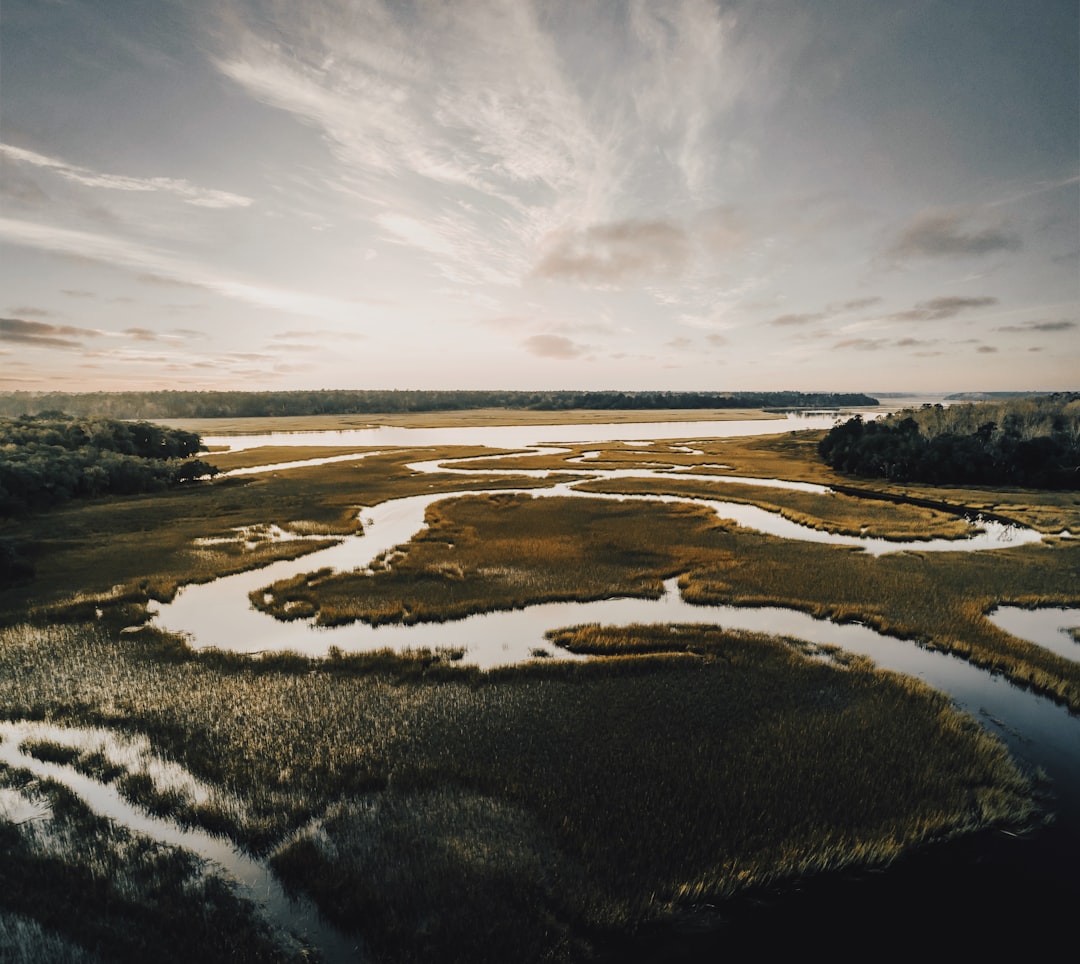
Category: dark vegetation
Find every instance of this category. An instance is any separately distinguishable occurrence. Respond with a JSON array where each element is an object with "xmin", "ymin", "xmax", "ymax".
[
  {"xmin": 0, "ymin": 388, "xmax": 877, "ymax": 420},
  {"xmin": 0, "ymin": 622, "xmax": 1033, "ymax": 963},
  {"xmin": 0, "ymin": 413, "xmax": 216, "ymax": 516},
  {"xmin": 819, "ymin": 393, "xmax": 1080, "ymax": 488}
]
